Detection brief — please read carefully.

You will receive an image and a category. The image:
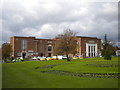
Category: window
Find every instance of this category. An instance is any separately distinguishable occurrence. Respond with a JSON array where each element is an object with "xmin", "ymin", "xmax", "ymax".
[
  {"xmin": 48, "ymin": 45, "xmax": 52, "ymax": 51},
  {"xmin": 91, "ymin": 46, "xmax": 93, "ymax": 52},
  {"xmin": 48, "ymin": 41, "xmax": 52, "ymax": 43},
  {"xmin": 94, "ymin": 46, "xmax": 95, "ymax": 52},
  {"xmin": 22, "ymin": 40, "xmax": 27, "ymax": 50},
  {"xmin": 89, "ymin": 46, "xmax": 90, "ymax": 53},
  {"xmin": 89, "ymin": 53, "xmax": 90, "ymax": 57},
  {"xmin": 91, "ymin": 53, "xmax": 93, "ymax": 57}
]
